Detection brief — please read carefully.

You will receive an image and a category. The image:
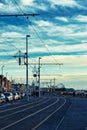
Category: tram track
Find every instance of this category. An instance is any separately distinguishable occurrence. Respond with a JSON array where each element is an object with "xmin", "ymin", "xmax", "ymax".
[
  {"xmin": 0, "ymin": 97, "xmax": 48, "ymax": 113},
  {"xmin": 0, "ymin": 98, "xmax": 50, "ymax": 120},
  {"xmin": 0, "ymin": 97, "xmax": 71, "ymax": 130},
  {"xmin": 0, "ymin": 97, "xmax": 58, "ymax": 129},
  {"xmin": 31, "ymin": 98, "xmax": 71, "ymax": 130}
]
